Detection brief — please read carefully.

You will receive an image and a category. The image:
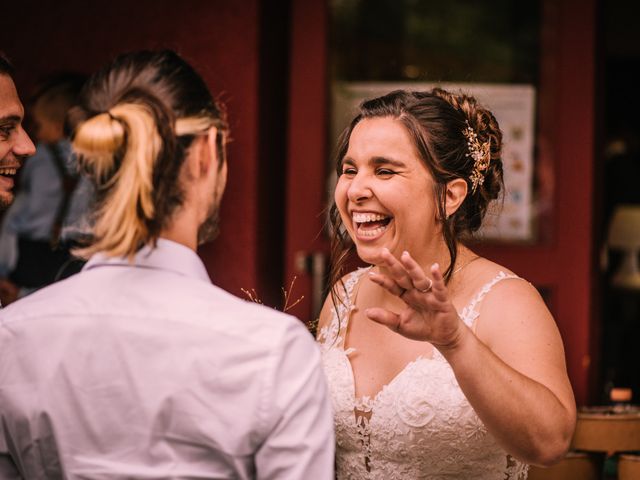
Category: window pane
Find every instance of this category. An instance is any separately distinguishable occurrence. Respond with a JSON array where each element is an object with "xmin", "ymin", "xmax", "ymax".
[{"xmin": 330, "ymin": 0, "xmax": 540, "ymax": 84}]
